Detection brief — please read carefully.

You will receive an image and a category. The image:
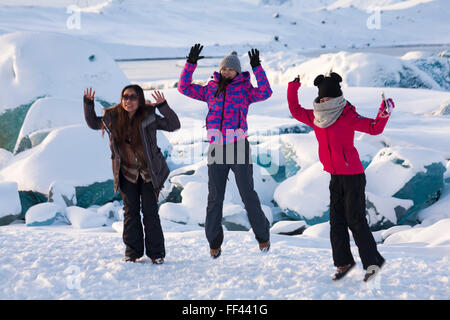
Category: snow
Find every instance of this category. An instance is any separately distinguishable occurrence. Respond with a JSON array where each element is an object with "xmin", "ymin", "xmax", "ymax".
[
  {"xmin": 66, "ymin": 206, "xmax": 107, "ymax": 229},
  {"xmin": 266, "ymin": 51, "xmax": 438, "ymax": 89},
  {"xmin": 14, "ymin": 97, "xmax": 102, "ymax": 153},
  {"xmin": 48, "ymin": 182, "xmax": 77, "ymax": 208},
  {"xmin": 381, "ymin": 225, "xmax": 412, "ymax": 241},
  {"xmin": 0, "ymin": 222, "xmax": 448, "ymax": 299},
  {"xmin": 270, "ymin": 220, "xmax": 307, "ymax": 235},
  {"xmin": 0, "ymin": 125, "xmax": 112, "ymax": 193},
  {"xmin": 383, "ymin": 218, "xmax": 450, "ymax": 246},
  {"xmin": 366, "ymin": 146, "xmax": 446, "ymax": 197},
  {"xmin": 274, "ymin": 162, "xmax": 330, "ymax": 222},
  {"xmin": 161, "ymin": 160, "xmax": 276, "ymax": 227},
  {"xmin": 25, "ymin": 202, "xmax": 65, "ymax": 226},
  {"xmin": 0, "ymin": 181, "xmax": 21, "ymax": 219},
  {"xmin": 0, "ymin": 32, "xmax": 128, "ymax": 112}
]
